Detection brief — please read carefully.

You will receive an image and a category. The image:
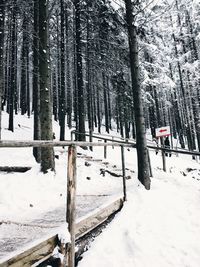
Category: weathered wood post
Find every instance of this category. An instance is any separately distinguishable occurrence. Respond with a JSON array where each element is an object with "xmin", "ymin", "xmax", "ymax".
[
  {"xmin": 147, "ymin": 148, "xmax": 153, "ymax": 177},
  {"xmin": 104, "ymin": 139, "xmax": 107, "ymax": 159},
  {"xmin": 67, "ymin": 145, "xmax": 77, "ymax": 267},
  {"xmin": 70, "ymin": 130, "xmax": 74, "ymax": 141},
  {"xmin": 160, "ymin": 137, "xmax": 166, "ymax": 172},
  {"xmin": 121, "ymin": 145, "xmax": 127, "ymax": 201}
]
